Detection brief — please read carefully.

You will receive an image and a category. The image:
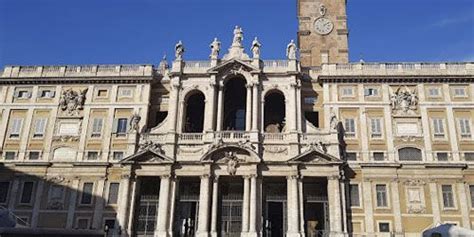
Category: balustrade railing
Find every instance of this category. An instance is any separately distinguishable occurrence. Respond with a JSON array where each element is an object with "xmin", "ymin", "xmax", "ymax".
[
  {"xmin": 178, "ymin": 133, "xmax": 203, "ymax": 141},
  {"xmin": 262, "ymin": 133, "xmax": 286, "ymax": 141}
]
